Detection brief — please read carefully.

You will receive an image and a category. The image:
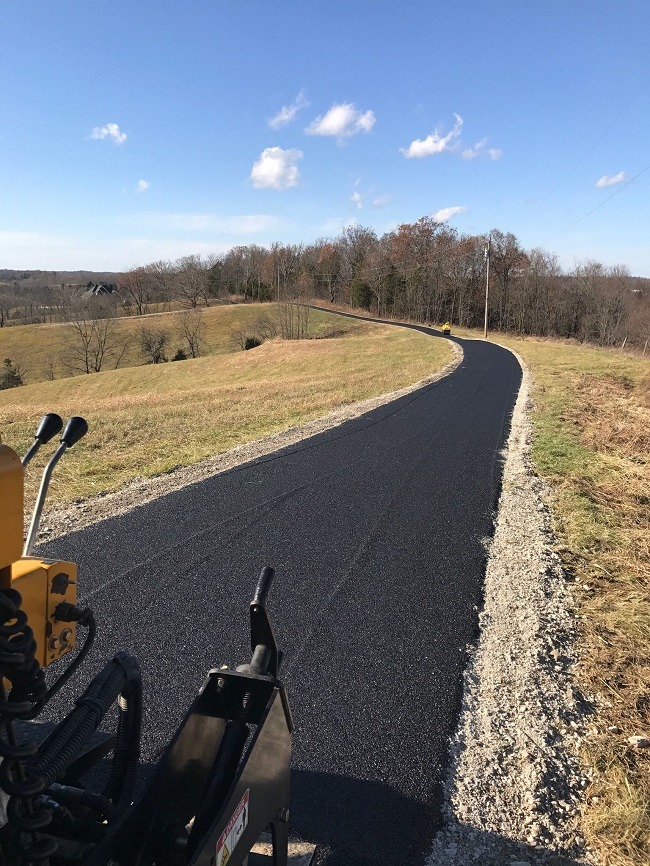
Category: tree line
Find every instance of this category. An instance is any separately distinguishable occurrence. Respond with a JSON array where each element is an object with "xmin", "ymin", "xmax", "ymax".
[{"xmin": 1, "ymin": 219, "xmax": 649, "ymax": 349}]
